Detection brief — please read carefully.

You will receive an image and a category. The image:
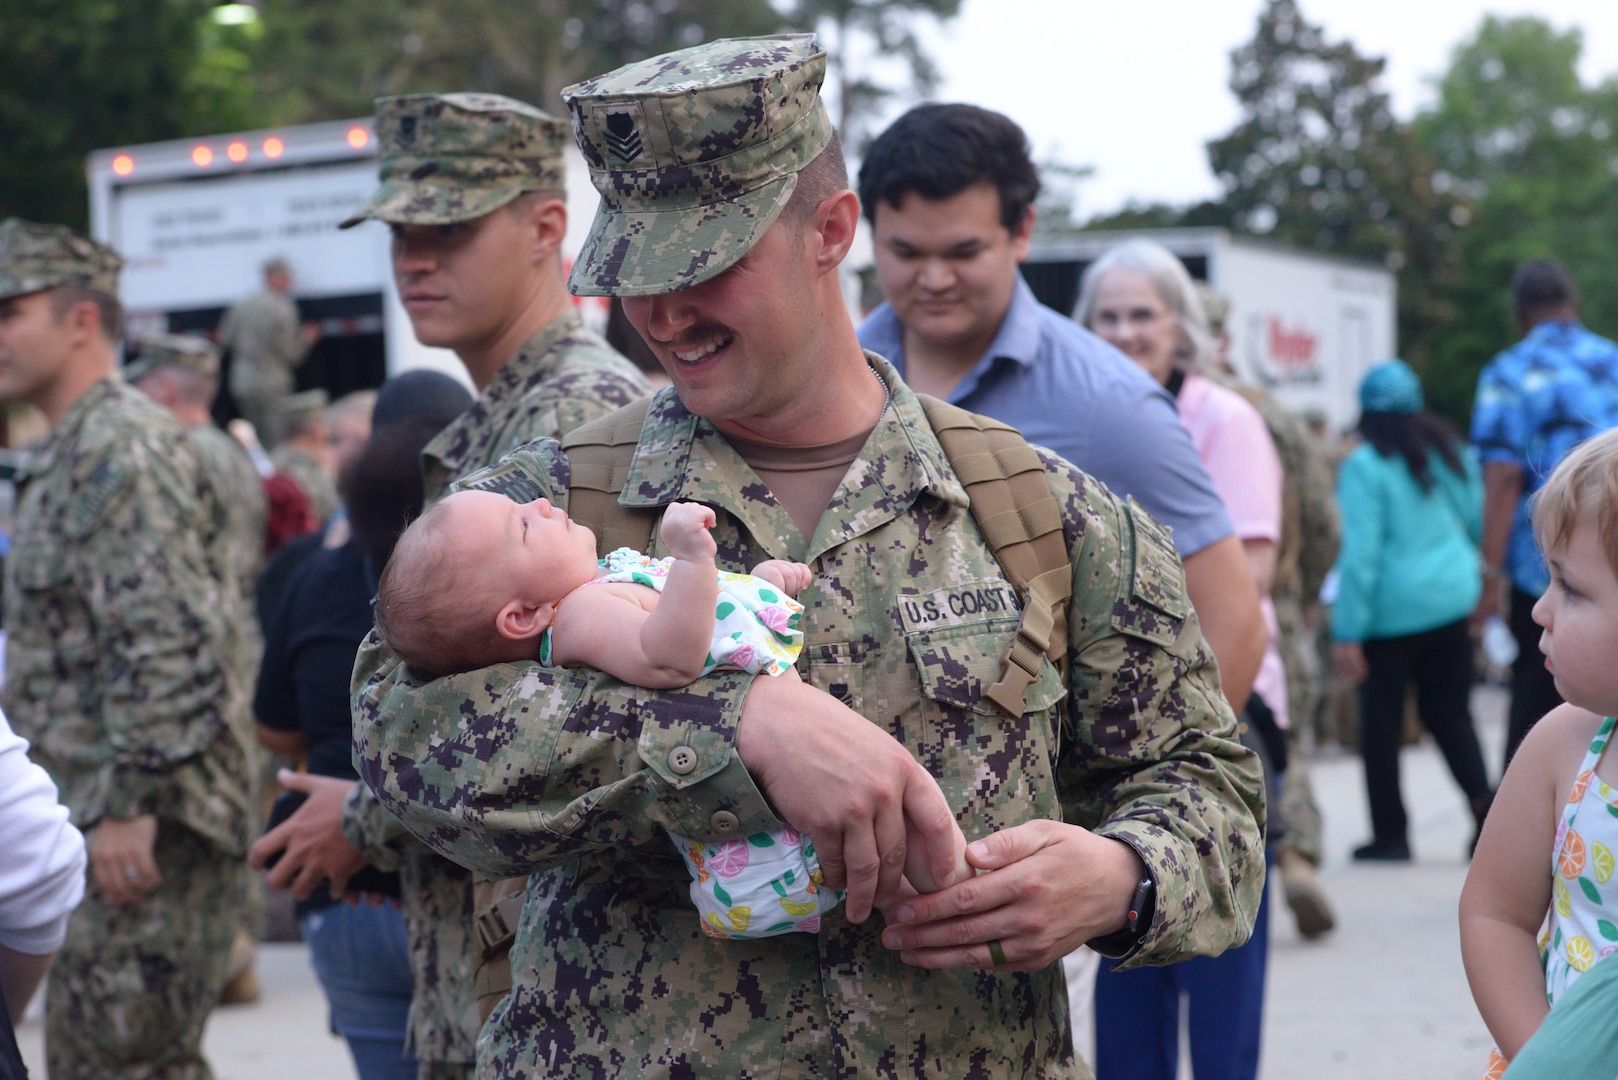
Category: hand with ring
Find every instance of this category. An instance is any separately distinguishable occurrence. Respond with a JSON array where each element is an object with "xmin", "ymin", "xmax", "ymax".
[{"xmin": 90, "ymin": 815, "xmax": 162, "ymax": 907}]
